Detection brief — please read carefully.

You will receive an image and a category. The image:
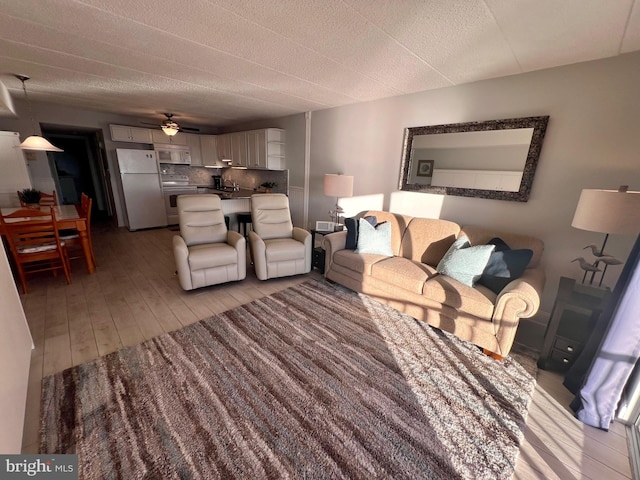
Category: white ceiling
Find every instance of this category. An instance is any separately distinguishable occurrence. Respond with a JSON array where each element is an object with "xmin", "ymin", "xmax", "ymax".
[{"xmin": 0, "ymin": 0, "xmax": 638, "ymax": 128}]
